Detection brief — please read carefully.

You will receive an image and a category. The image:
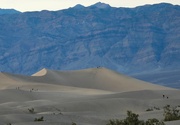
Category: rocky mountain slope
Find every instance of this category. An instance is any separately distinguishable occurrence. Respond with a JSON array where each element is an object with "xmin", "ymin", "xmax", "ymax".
[
  {"xmin": 132, "ymin": 70, "xmax": 180, "ymax": 88},
  {"xmin": 0, "ymin": 3, "xmax": 180, "ymax": 76}
]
